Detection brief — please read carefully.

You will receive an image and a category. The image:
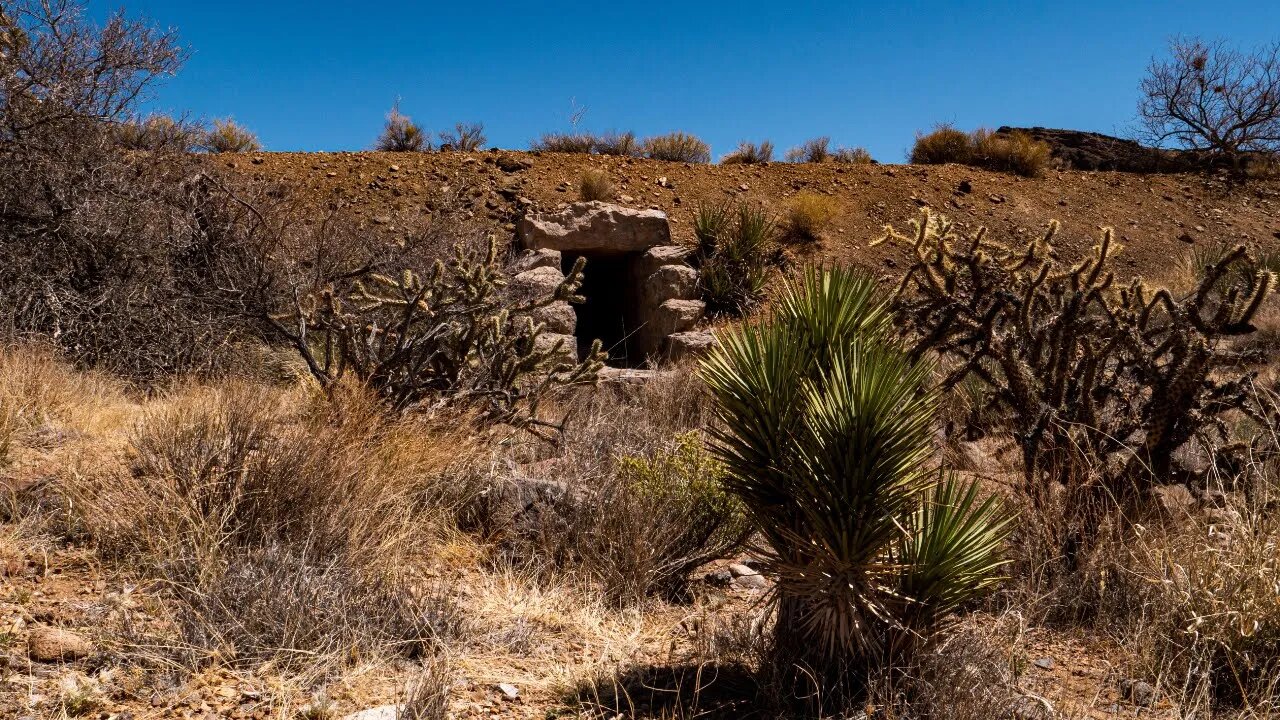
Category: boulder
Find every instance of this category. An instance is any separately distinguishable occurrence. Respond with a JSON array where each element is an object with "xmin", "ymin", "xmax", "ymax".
[
  {"xmin": 509, "ymin": 248, "xmax": 562, "ymax": 275},
  {"xmin": 664, "ymin": 331, "xmax": 718, "ymax": 361},
  {"xmin": 643, "ymin": 265, "xmax": 699, "ymax": 303},
  {"xmin": 518, "ymin": 202, "xmax": 670, "ymax": 255},
  {"xmin": 636, "ymin": 245, "xmax": 692, "ymax": 277},
  {"xmin": 27, "ymin": 626, "xmax": 92, "ymax": 662},
  {"xmin": 529, "ymin": 301, "xmax": 576, "ymax": 335},
  {"xmin": 510, "ymin": 266, "xmax": 566, "ymax": 300},
  {"xmin": 650, "ymin": 299, "xmax": 704, "ymax": 337}
]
